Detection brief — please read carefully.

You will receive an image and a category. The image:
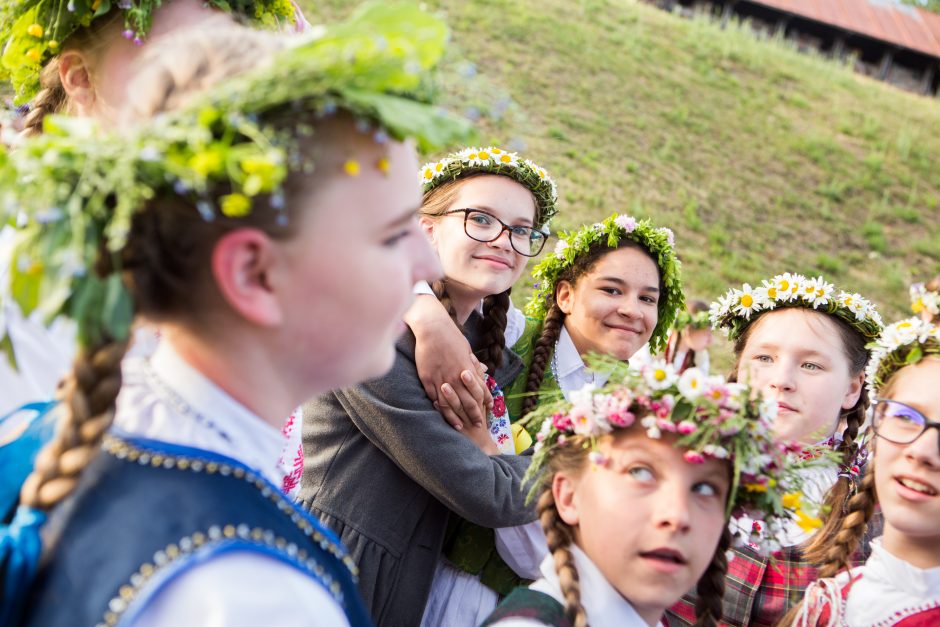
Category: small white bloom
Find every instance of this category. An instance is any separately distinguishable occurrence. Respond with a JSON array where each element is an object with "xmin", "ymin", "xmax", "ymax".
[
  {"xmin": 677, "ymin": 367, "xmax": 706, "ymax": 400},
  {"xmin": 554, "ymin": 239, "xmax": 569, "ymax": 260},
  {"xmin": 643, "ymin": 360, "xmax": 678, "ymax": 390},
  {"xmin": 614, "ymin": 214, "xmax": 637, "ymax": 233}
]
